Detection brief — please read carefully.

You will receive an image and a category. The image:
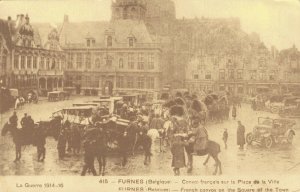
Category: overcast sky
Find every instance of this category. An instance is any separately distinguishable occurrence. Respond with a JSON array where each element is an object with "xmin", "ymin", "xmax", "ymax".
[{"xmin": 0, "ymin": 0, "xmax": 299, "ymax": 50}]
